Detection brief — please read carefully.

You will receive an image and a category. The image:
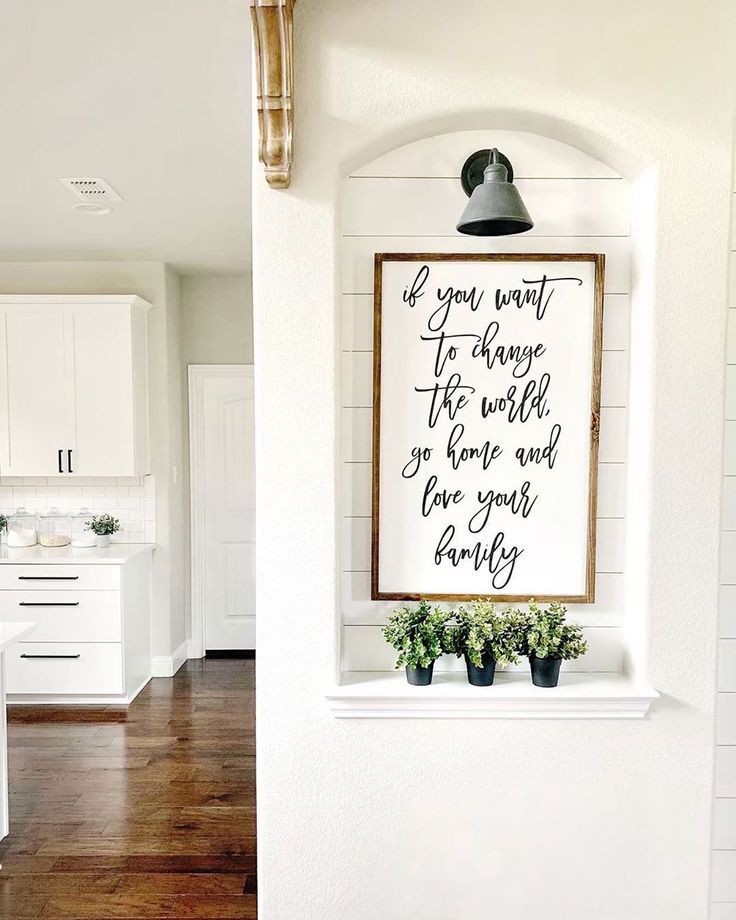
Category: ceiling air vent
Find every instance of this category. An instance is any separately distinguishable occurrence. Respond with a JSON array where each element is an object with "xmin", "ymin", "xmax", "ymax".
[{"xmin": 59, "ymin": 177, "xmax": 122, "ymax": 202}]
